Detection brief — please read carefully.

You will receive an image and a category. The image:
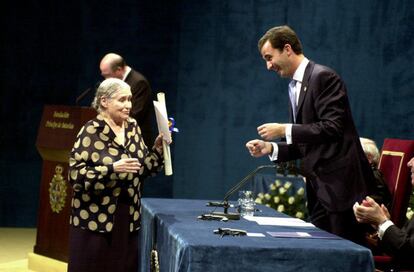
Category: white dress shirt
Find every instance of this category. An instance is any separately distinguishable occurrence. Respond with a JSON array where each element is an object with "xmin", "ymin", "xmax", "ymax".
[
  {"xmin": 378, "ymin": 220, "xmax": 394, "ymax": 240},
  {"xmin": 269, "ymin": 57, "xmax": 309, "ymax": 161},
  {"xmin": 122, "ymin": 66, "xmax": 132, "ymax": 81}
]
